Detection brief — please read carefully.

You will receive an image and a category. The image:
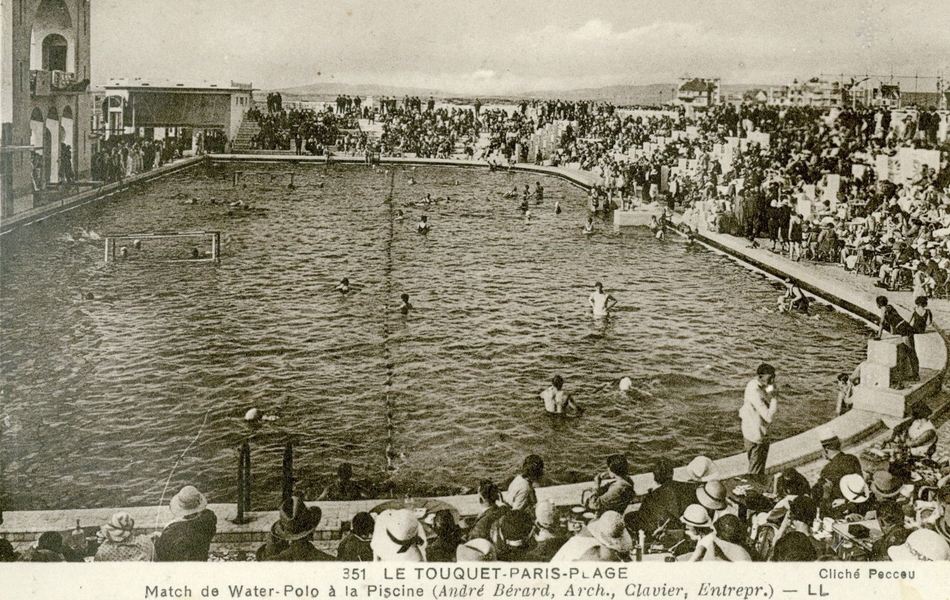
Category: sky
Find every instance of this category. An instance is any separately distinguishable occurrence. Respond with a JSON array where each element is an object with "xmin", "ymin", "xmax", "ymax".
[{"xmin": 90, "ymin": 0, "xmax": 950, "ymax": 94}]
